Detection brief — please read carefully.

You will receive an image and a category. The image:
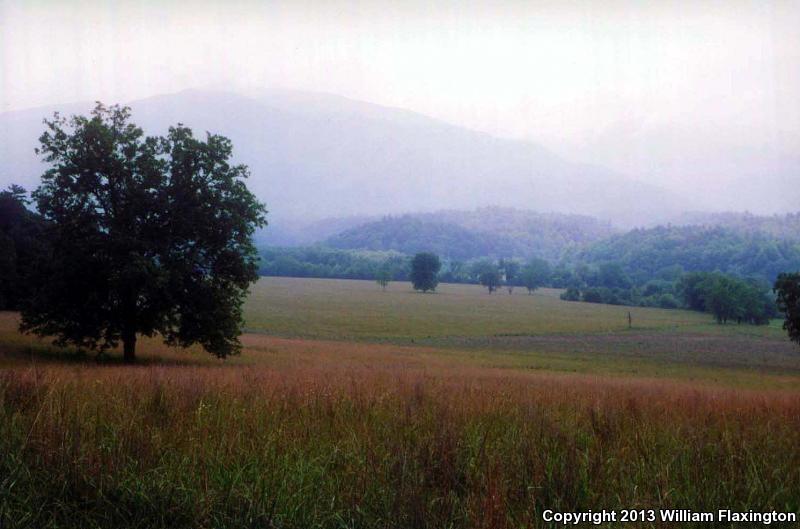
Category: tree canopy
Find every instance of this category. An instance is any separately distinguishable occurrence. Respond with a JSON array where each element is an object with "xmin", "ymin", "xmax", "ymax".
[
  {"xmin": 375, "ymin": 266, "xmax": 392, "ymax": 291},
  {"xmin": 520, "ymin": 258, "xmax": 551, "ymax": 294},
  {"xmin": 676, "ymin": 272, "xmax": 774, "ymax": 324},
  {"xmin": 409, "ymin": 252, "xmax": 441, "ymax": 292},
  {"xmin": 579, "ymin": 225, "xmax": 800, "ymax": 284},
  {"xmin": 774, "ymin": 272, "xmax": 800, "ymax": 348},
  {"xmin": 479, "ymin": 267, "xmax": 501, "ymax": 294},
  {"xmin": 0, "ymin": 185, "xmax": 47, "ymax": 310},
  {"xmin": 20, "ymin": 104, "xmax": 266, "ymax": 362}
]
